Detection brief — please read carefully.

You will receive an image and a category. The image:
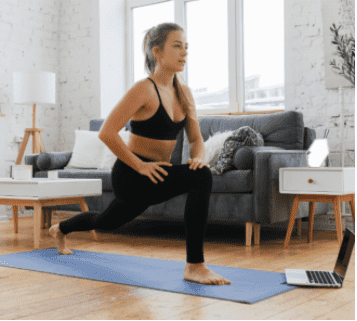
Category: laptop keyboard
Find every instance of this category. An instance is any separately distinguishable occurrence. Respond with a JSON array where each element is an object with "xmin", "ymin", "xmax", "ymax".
[{"xmin": 306, "ymin": 271, "xmax": 338, "ymax": 285}]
